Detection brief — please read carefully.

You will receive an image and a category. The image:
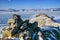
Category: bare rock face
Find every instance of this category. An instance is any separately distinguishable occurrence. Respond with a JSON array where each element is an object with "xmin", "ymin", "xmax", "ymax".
[
  {"xmin": 8, "ymin": 19, "xmax": 15, "ymax": 29},
  {"xmin": 11, "ymin": 14, "xmax": 23, "ymax": 36},
  {"xmin": 2, "ymin": 14, "xmax": 60, "ymax": 40},
  {"xmin": 2, "ymin": 14, "xmax": 23, "ymax": 39}
]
